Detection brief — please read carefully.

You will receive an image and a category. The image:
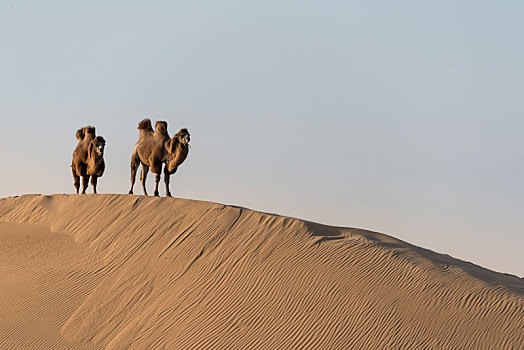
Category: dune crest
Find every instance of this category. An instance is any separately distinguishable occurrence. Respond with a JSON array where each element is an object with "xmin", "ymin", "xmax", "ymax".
[{"xmin": 0, "ymin": 194, "xmax": 522, "ymax": 349}]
